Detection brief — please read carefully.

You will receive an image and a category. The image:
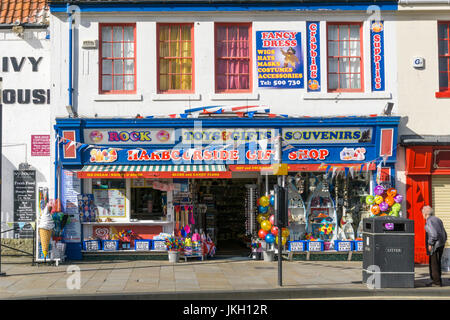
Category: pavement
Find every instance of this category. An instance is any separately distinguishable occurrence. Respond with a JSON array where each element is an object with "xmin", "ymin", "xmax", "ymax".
[{"xmin": 0, "ymin": 256, "xmax": 449, "ymax": 300}]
